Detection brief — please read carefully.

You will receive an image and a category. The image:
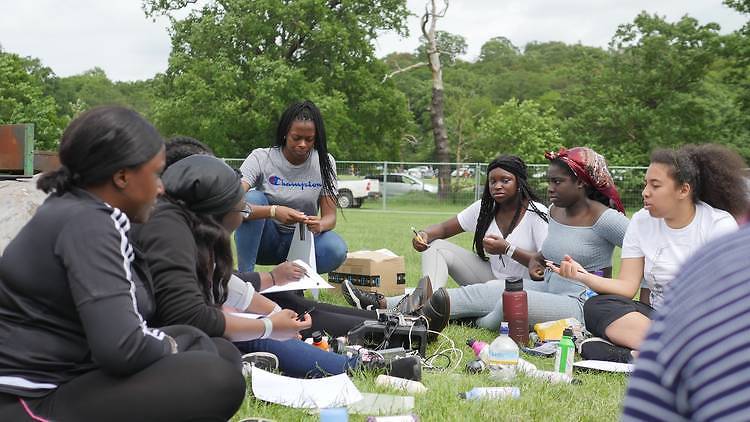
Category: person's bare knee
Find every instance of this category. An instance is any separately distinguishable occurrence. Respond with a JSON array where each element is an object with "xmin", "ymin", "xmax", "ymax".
[{"xmin": 604, "ymin": 312, "xmax": 651, "ymax": 350}]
